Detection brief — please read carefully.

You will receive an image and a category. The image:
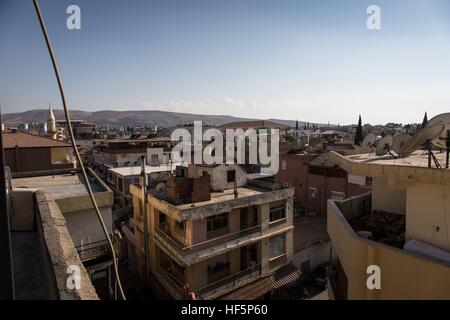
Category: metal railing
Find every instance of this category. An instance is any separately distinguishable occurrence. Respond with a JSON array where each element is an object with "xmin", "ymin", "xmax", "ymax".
[
  {"xmin": 75, "ymin": 239, "xmax": 110, "ymax": 262},
  {"xmin": 269, "ymin": 217, "xmax": 288, "ymax": 228},
  {"xmin": 195, "ymin": 264, "xmax": 261, "ymax": 299},
  {"xmin": 155, "ymin": 224, "xmax": 262, "ymax": 256}
]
